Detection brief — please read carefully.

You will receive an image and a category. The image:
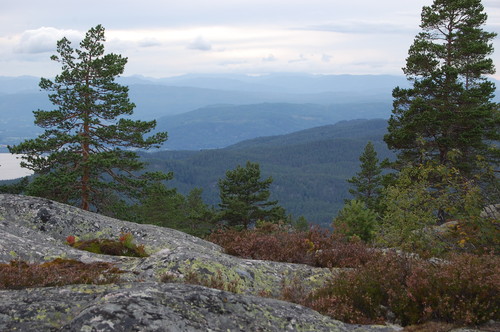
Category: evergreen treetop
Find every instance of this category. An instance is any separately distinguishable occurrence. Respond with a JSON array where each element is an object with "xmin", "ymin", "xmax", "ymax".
[
  {"xmin": 218, "ymin": 161, "xmax": 285, "ymax": 229},
  {"xmin": 9, "ymin": 25, "xmax": 169, "ymax": 211},
  {"xmin": 347, "ymin": 141, "xmax": 383, "ymax": 211},
  {"xmin": 384, "ymin": 0, "xmax": 499, "ymax": 177}
]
